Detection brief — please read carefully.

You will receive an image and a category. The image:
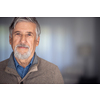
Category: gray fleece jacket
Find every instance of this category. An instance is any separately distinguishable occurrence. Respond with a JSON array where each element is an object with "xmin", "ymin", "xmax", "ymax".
[{"xmin": 0, "ymin": 52, "xmax": 64, "ymax": 84}]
